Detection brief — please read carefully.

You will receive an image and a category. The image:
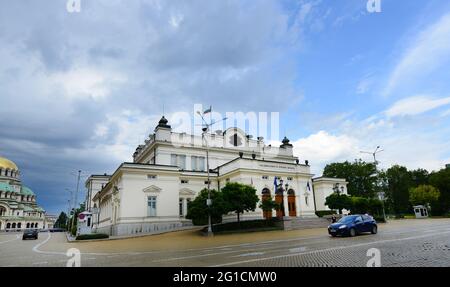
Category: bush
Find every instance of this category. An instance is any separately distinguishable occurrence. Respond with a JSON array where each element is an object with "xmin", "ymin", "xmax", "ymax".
[
  {"xmin": 204, "ymin": 219, "xmax": 283, "ymax": 234},
  {"xmin": 316, "ymin": 210, "xmax": 336, "ymax": 217},
  {"xmin": 76, "ymin": 233, "xmax": 109, "ymax": 240}
]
